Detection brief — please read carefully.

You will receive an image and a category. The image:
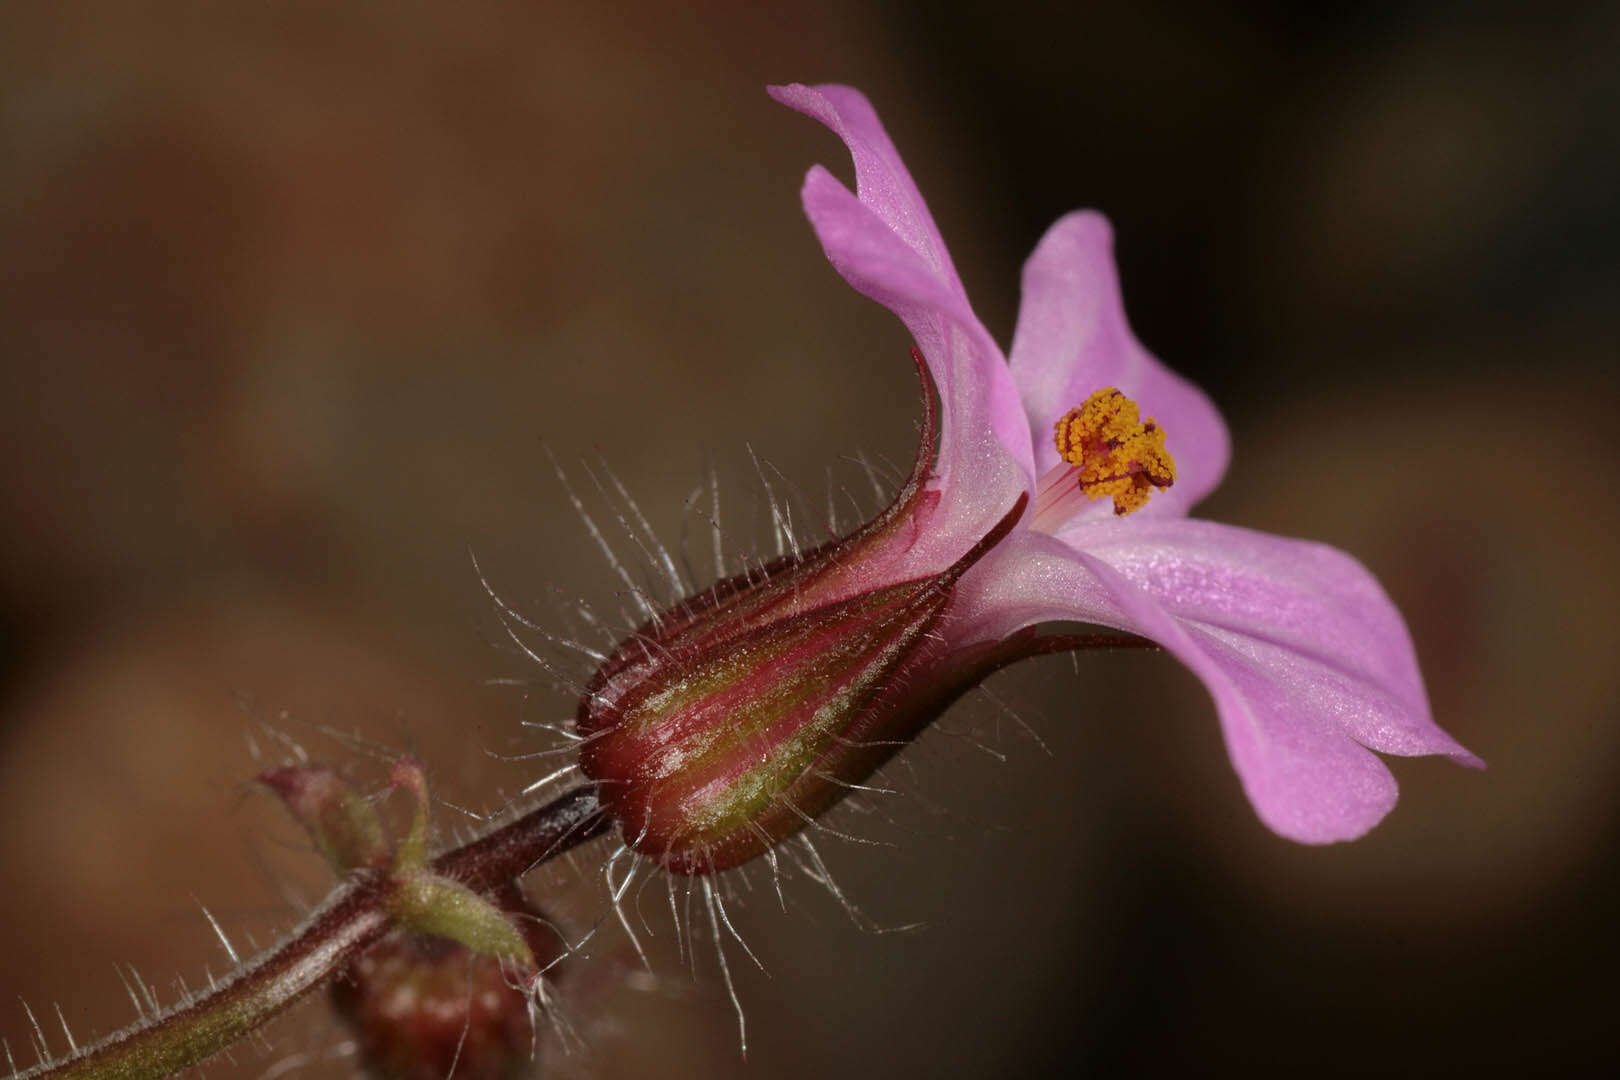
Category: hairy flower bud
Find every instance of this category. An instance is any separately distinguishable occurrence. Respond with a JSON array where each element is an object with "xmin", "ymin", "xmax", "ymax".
[
  {"xmin": 258, "ymin": 765, "xmax": 389, "ymax": 875},
  {"xmin": 331, "ymin": 886, "xmax": 561, "ymax": 1080},
  {"xmin": 577, "ymin": 370, "xmax": 1030, "ymax": 874},
  {"xmin": 332, "ymin": 934, "xmax": 531, "ymax": 1080}
]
